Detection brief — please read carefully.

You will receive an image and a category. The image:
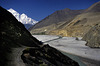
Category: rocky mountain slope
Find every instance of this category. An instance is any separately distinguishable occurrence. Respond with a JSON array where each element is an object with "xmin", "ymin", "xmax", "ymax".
[
  {"xmin": 82, "ymin": 24, "xmax": 100, "ymax": 48},
  {"xmin": 0, "ymin": 6, "xmax": 79, "ymax": 66},
  {"xmin": 29, "ymin": 8, "xmax": 84, "ymax": 34},
  {"xmin": 8, "ymin": 8, "xmax": 38, "ymax": 29},
  {"xmin": 54, "ymin": 1, "xmax": 100, "ymax": 37},
  {"xmin": 84, "ymin": 1, "xmax": 100, "ymax": 13},
  {"xmin": 29, "ymin": 1, "xmax": 100, "ymax": 37},
  {"xmin": 50, "ymin": 12, "xmax": 100, "ymax": 37}
]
